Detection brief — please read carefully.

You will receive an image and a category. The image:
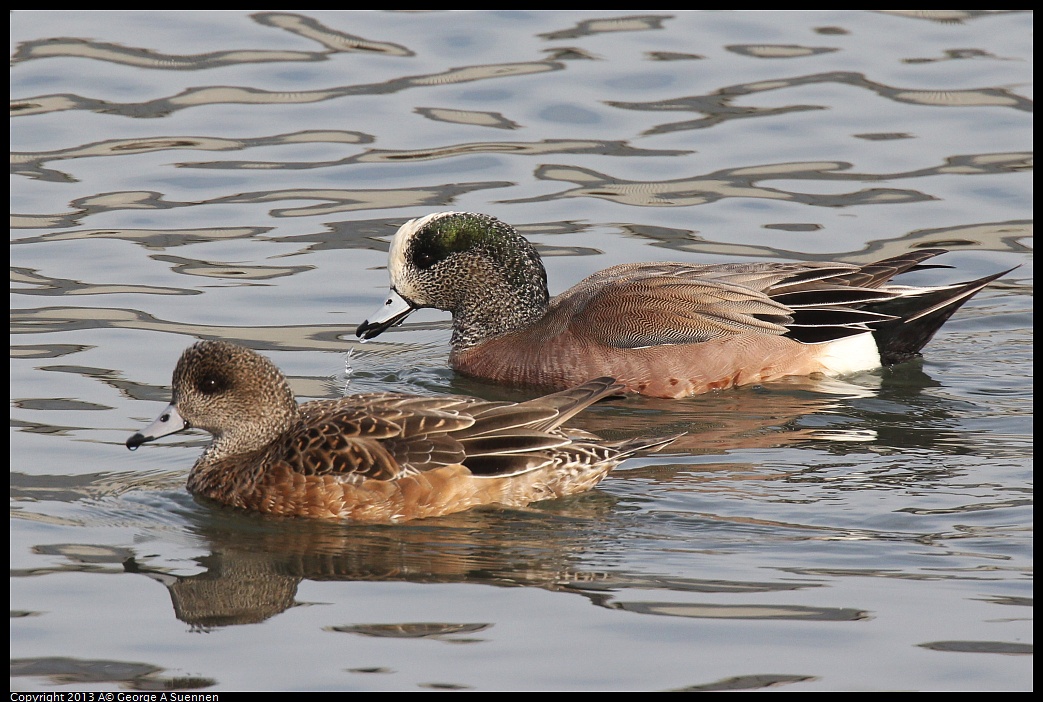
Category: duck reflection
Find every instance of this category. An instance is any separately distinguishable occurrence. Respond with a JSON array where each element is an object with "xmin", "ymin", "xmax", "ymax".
[{"xmin": 106, "ymin": 497, "xmax": 867, "ymax": 631}]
